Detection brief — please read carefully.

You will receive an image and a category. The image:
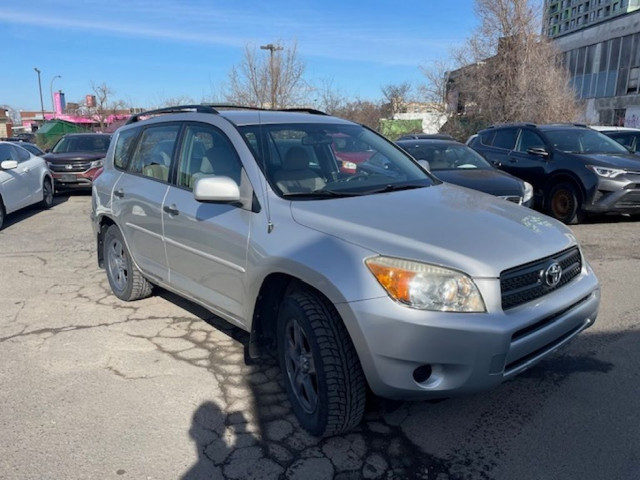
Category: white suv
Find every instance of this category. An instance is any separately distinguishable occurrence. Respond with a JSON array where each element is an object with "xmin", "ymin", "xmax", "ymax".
[{"xmin": 92, "ymin": 106, "xmax": 600, "ymax": 436}]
